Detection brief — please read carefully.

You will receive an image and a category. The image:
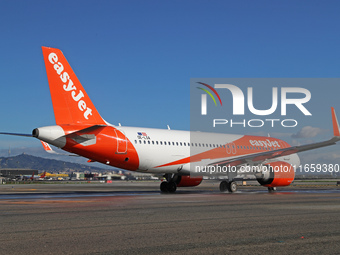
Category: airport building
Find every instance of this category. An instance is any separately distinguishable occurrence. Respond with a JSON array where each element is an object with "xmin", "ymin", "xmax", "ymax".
[{"xmin": 0, "ymin": 168, "xmax": 38, "ymax": 180}]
